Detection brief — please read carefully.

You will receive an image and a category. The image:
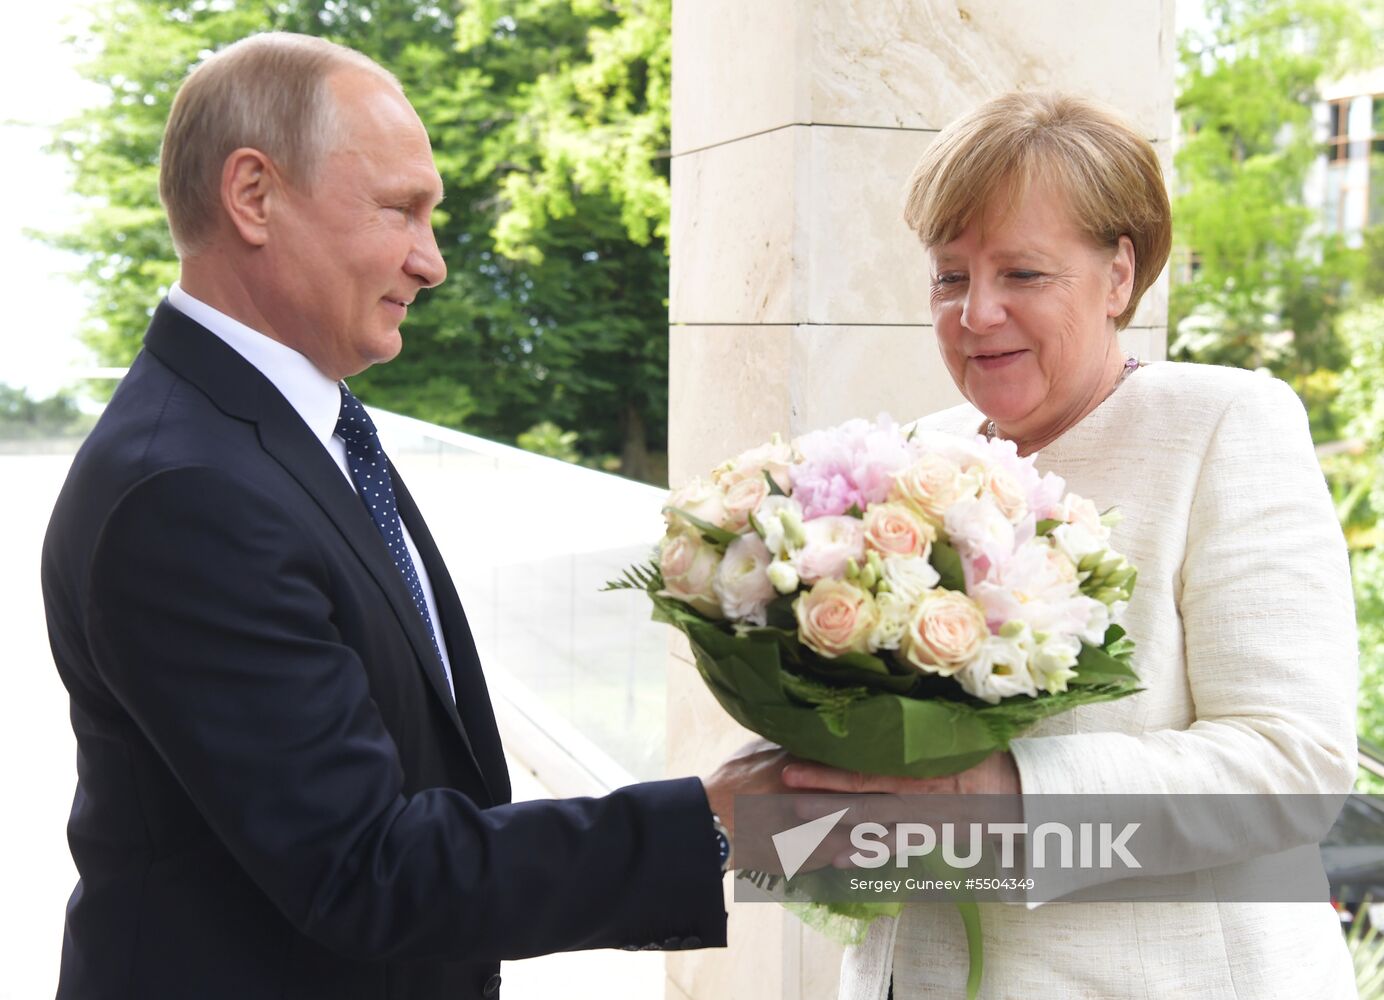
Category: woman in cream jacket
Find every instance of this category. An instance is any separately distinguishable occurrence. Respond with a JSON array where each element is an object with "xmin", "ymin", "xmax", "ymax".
[{"xmin": 783, "ymin": 91, "xmax": 1358, "ymax": 998}]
